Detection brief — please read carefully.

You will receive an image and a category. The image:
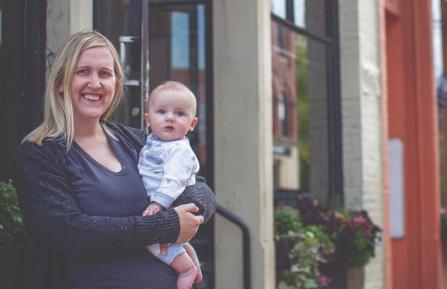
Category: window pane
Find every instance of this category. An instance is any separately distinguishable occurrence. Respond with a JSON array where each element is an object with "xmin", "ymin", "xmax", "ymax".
[
  {"xmin": 272, "ymin": 20, "xmax": 329, "ymax": 200},
  {"xmin": 272, "ymin": 0, "xmax": 327, "ymax": 38},
  {"xmin": 296, "ymin": 0, "xmax": 326, "ymax": 36},
  {"xmin": 272, "ymin": 0, "xmax": 287, "ymax": 18}
]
